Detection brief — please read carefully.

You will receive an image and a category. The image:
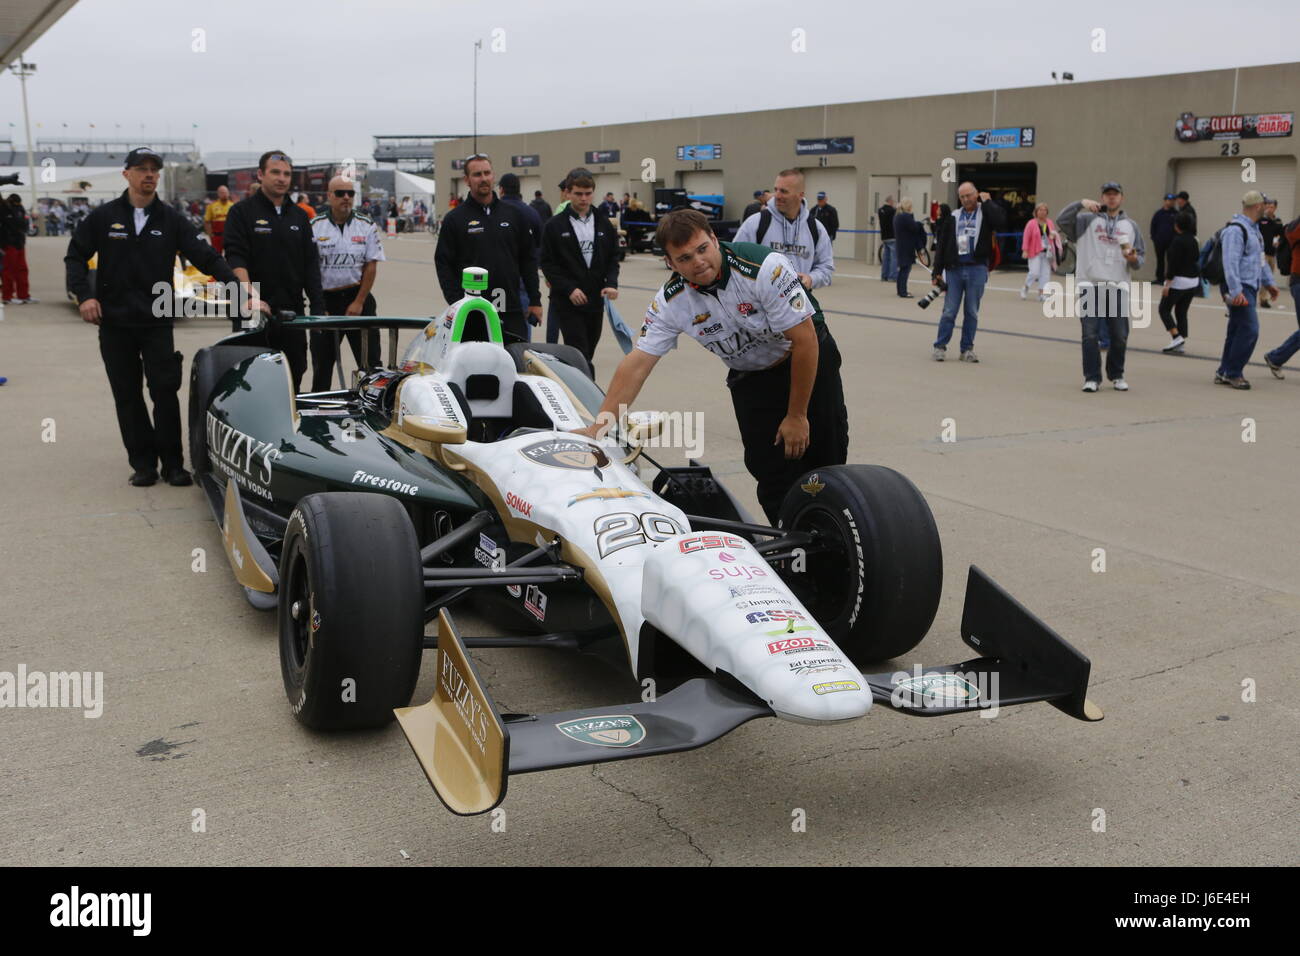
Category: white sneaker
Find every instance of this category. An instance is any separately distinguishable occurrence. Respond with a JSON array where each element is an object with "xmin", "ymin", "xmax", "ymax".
[
  {"xmin": 1112, "ymin": 379, "xmax": 1129, "ymax": 391},
  {"xmin": 1019, "ymin": 286, "xmax": 1028, "ymax": 299},
  {"xmin": 931, "ymin": 347, "xmax": 945, "ymax": 361},
  {"xmin": 1081, "ymin": 380, "xmax": 1099, "ymax": 392},
  {"xmin": 18, "ymin": 297, "xmax": 38, "ymax": 304},
  {"xmin": 1162, "ymin": 335, "xmax": 1185, "ymax": 353}
]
